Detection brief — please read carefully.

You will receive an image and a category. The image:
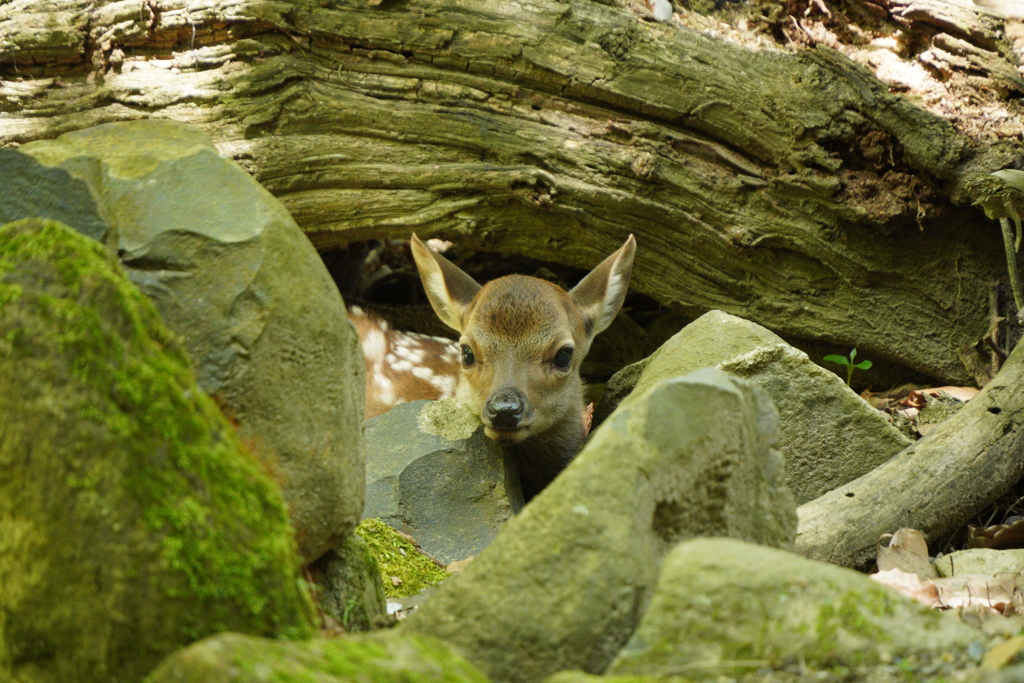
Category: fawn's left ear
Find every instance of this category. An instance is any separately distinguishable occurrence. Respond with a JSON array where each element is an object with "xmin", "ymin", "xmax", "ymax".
[
  {"xmin": 569, "ymin": 234, "xmax": 636, "ymax": 339},
  {"xmin": 410, "ymin": 234, "xmax": 482, "ymax": 333}
]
